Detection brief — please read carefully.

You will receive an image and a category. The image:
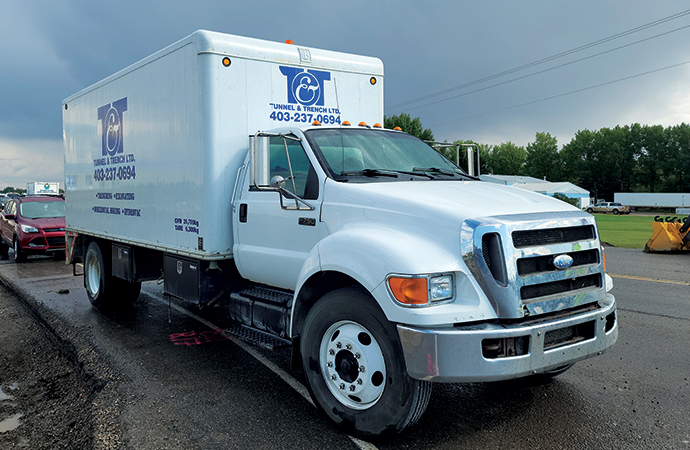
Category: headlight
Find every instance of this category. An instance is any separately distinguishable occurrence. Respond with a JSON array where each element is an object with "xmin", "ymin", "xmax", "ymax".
[
  {"xmin": 20, "ymin": 224, "xmax": 40, "ymax": 233},
  {"xmin": 387, "ymin": 273, "xmax": 454, "ymax": 306},
  {"xmin": 429, "ymin": 275, "xmax": 453, "ymax": 302}
]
